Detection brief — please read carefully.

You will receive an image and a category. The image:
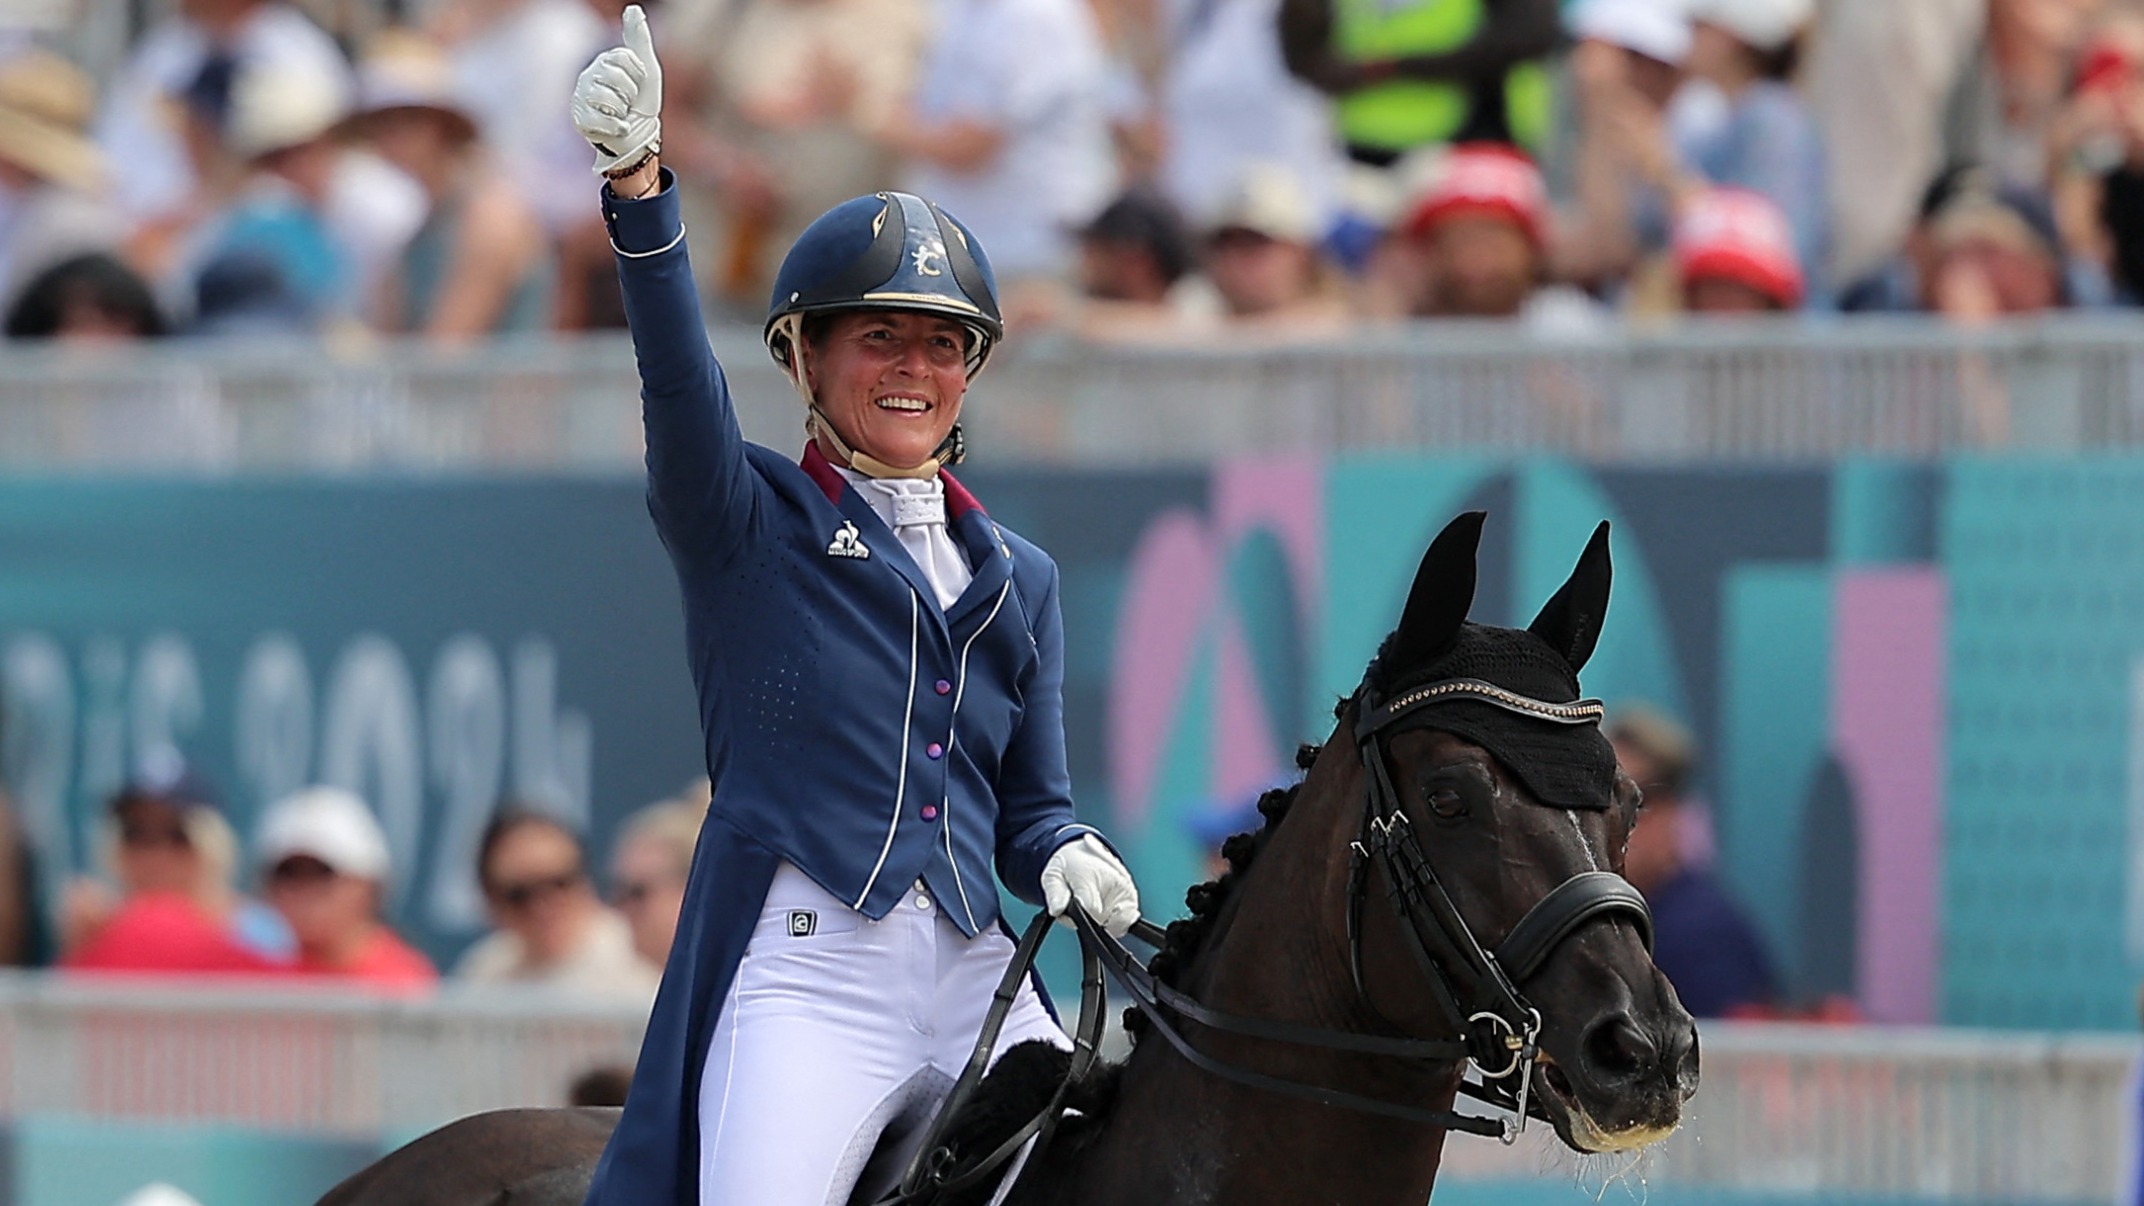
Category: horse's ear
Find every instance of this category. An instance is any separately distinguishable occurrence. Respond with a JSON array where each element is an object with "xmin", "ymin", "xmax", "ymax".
[
  {"xmin": 1528, "ymin": 521, "xmax": 1613, "ymax": 673},
  {"xmin": 1389, "ymin": 511, "xmax": 1486, "ymax": 670}
]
